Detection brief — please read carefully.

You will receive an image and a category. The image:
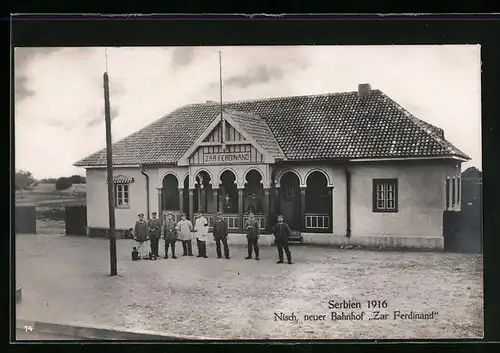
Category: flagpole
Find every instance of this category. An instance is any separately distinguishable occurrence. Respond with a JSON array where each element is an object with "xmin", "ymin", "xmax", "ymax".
[
  {"xmin": 219, "ymin": 50, "xmax": 225, "ymax": 147},
  {"xmin": 104, "ymin": 47, "xmax": 117, "ymax": 276}
]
